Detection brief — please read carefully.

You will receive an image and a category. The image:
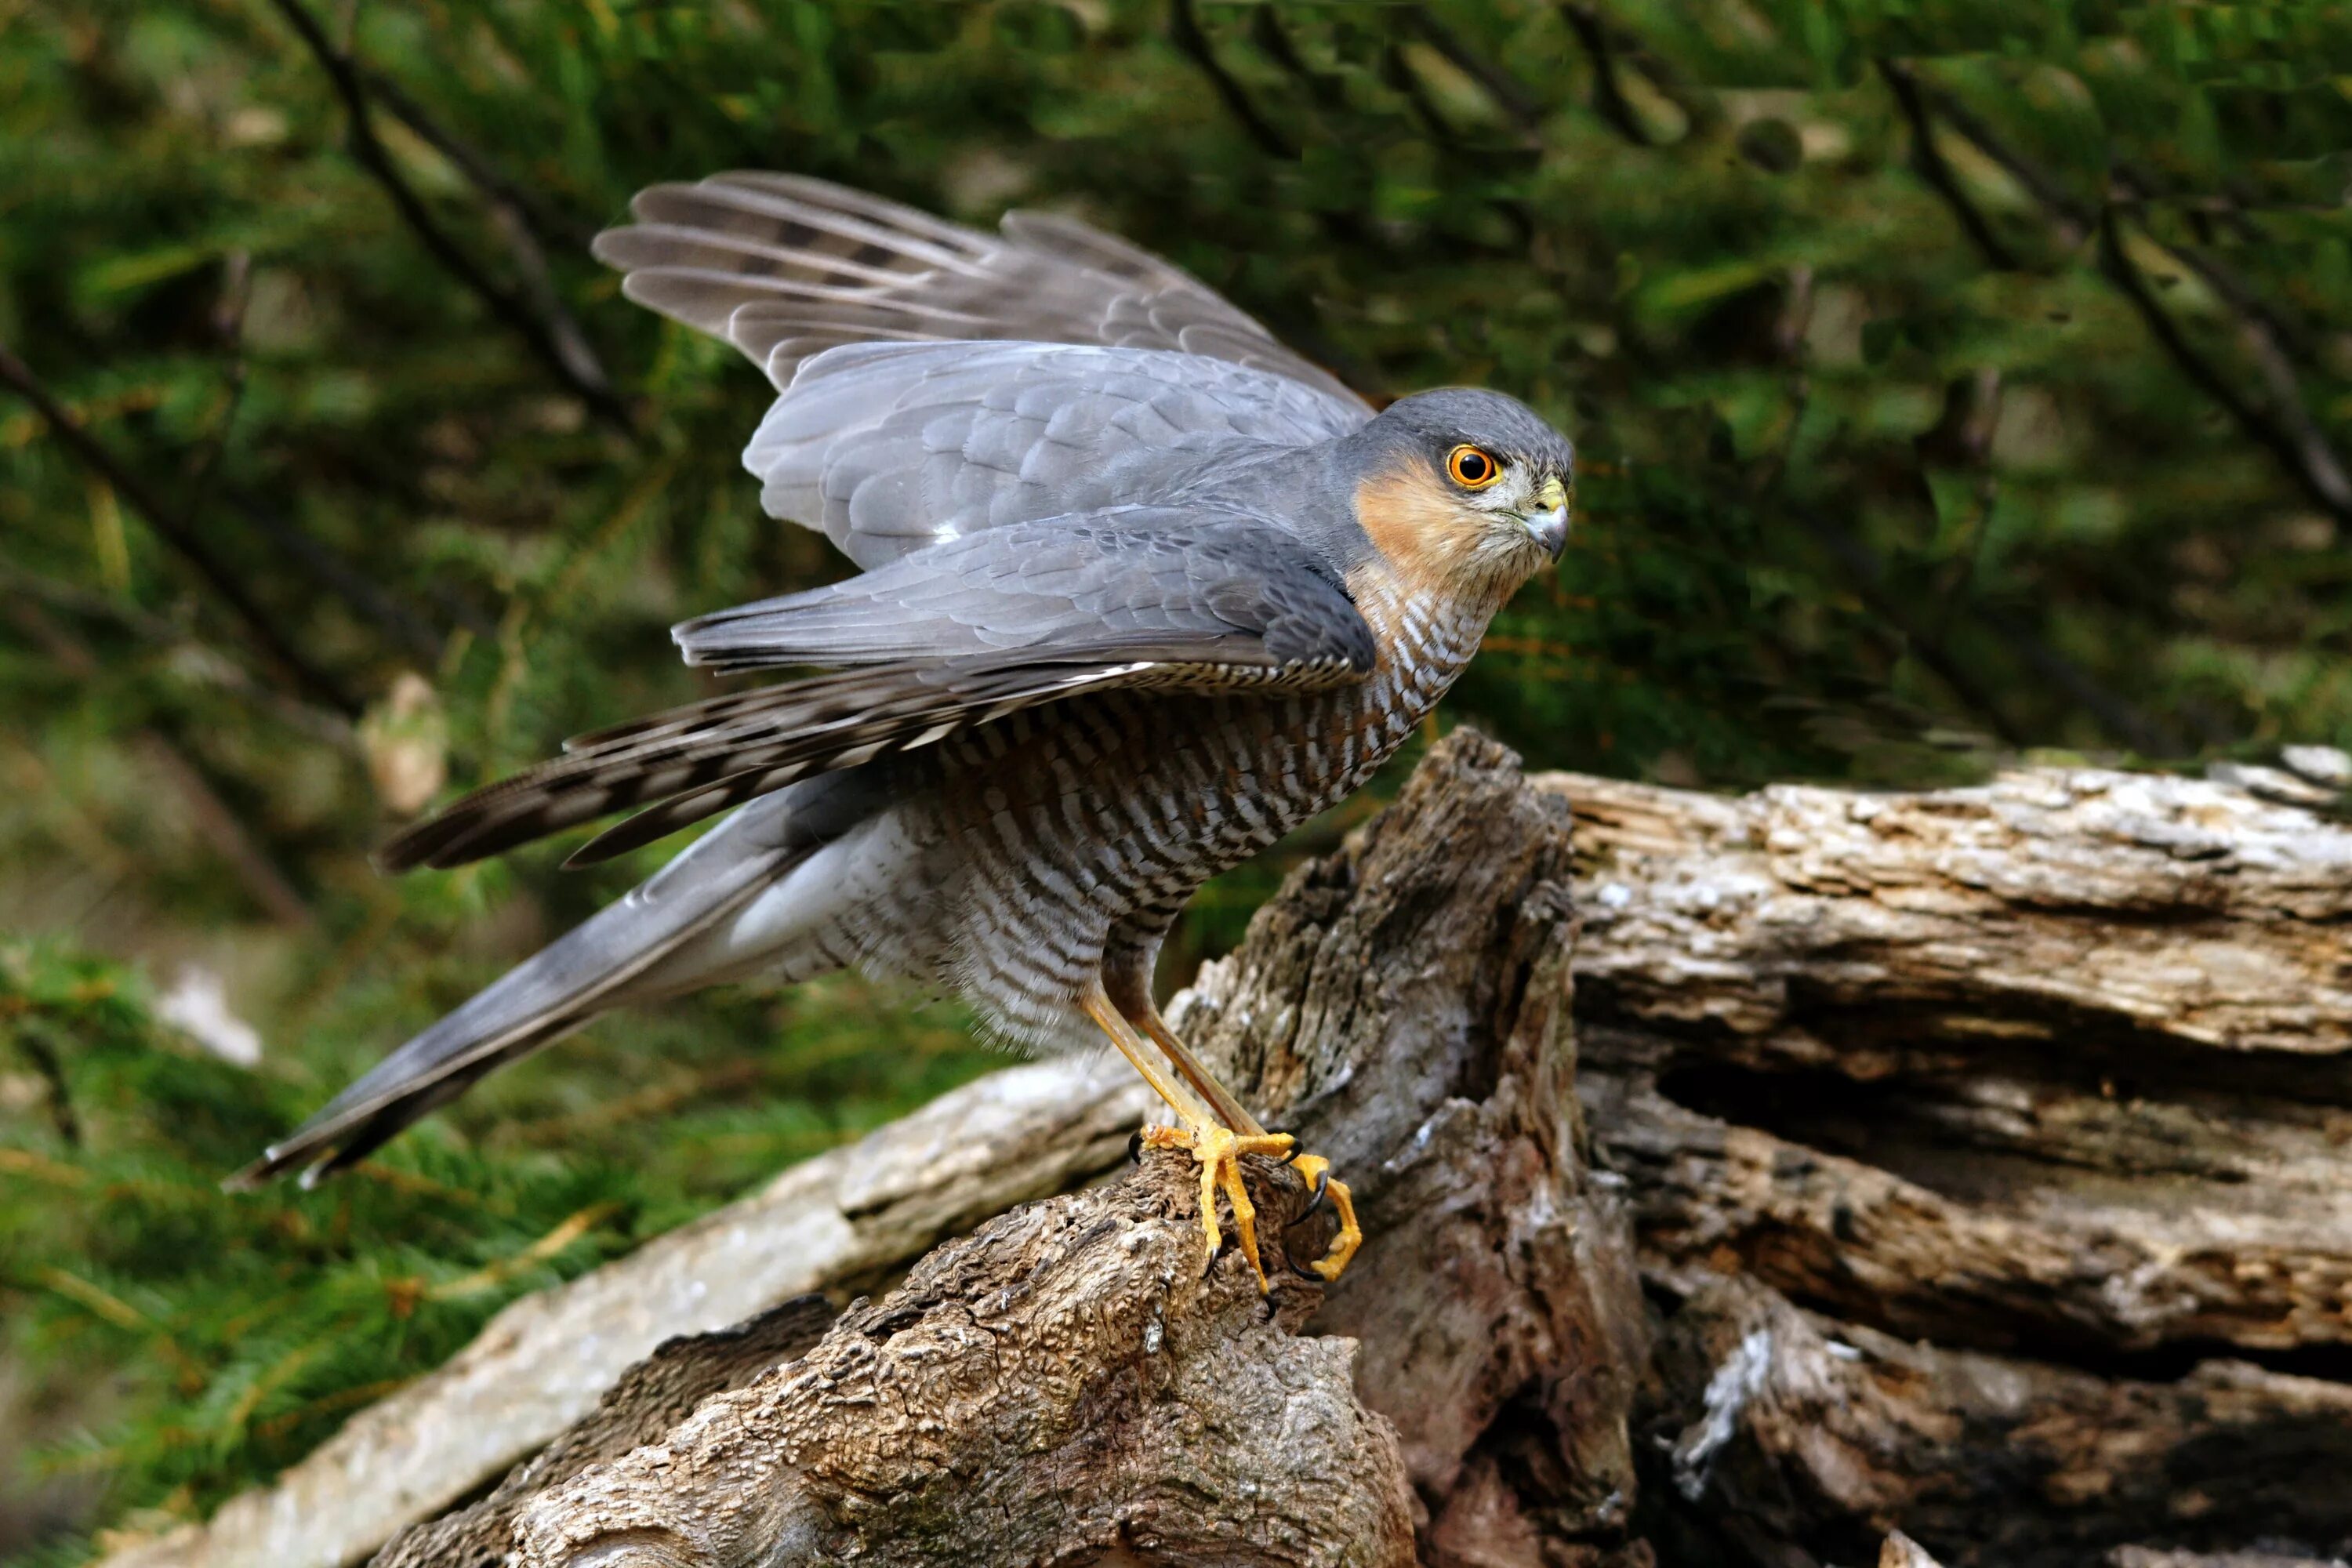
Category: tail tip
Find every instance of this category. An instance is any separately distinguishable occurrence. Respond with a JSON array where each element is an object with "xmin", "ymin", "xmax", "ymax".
[{"xmin": 220, "ymin": 1142, "xmax": 322, "ymax": 1194}]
